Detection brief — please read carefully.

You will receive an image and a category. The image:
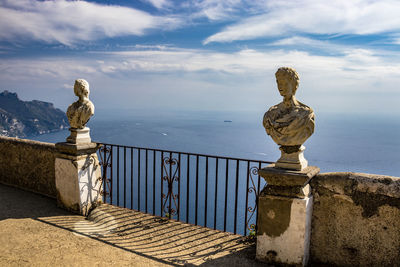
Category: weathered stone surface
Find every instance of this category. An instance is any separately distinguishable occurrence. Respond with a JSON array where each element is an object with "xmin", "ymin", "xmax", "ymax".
[
  {"xmin": 262, "ymin": 184, "xmax": 311, "ymax": 198},
  {"xmin": 55, "ymin": 151, "xmax": 102, "ymax": 216},
  {"xmin": 257, "ymin": 195, "xmax": 313, "ymax": 266},
  {"xmin": 259, "ymin": 165, "xmax": 320, "ymax": 187},
  {"xmin": 310, "ymin": 172, "xmax": 400, "ymax": 266},
  {"xmin": 257, "ymin": 165, "xmax": 318, "ymax": 266},
  {"xmin": 0, "ymin": 136, "xmax": 57, "ymax": 197},
  {"xmin": 263, "ymin": 67, "xmax": 315, "ymax": 171},
  {"xmin": 66, "ymin": 127, "xmax": 91, "ymax": 144},
  {"xmin": 55, "ymin": 141, "xmax": 100, "ymax": 157},
  {"xmin": 276, "ymin": 144, "xmax": 308, "ymax": 170},
  {"xmin": 259, "ymin": 165, "xmax": 319, "ymax": 198}
]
